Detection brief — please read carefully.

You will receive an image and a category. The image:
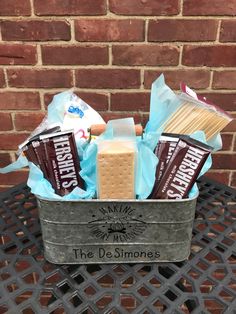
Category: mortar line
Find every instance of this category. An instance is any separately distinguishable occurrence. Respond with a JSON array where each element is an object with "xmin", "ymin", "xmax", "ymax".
[
  {"xmin": 216, "ymin": 20, "xmax": 222, "ymax": 43},
  {"xmin": 70, "ymin": 19, "xmax": 76, "ymax": 43},
  {"xmin": 179, "ymin": 45, "xmax": 183, "ymax": 66},
  {"xmin": 1, "ymin": 86, "xmax": 236, "ymax": 94},
  {"xmin": 39, "ymin": 91, "xmax": 46, "ymax": 111},
  {"xmin": 229, "ymin": 171, "xmax": 233, "ymax": 186},
  {"xmin": 3, "ymin": 69, "xmax": 9, "ymax": 88},
  {"xmin": 11, "ymin": 112, "xmax": 16, "ymax": 132},
  {"xmin": 36, "ymin": 44, "xmax": 42, "ymax": 66},
  {"xmin": 179, "ymin": 0, "xmax": 184, "ymax": 15},
  {"xmin": 230, "ymin": 132, "xmax": 236, "ymax": 152},
  {"xmin": 109, "ymin": 44, "xmax": 112, "ymax": 66},
  {"xmin": 0, "ymin": 15, "xmax": 235, "ymax": 20},
  {"xmin": 72, "ymin": 69, "xmax": 76, "ymax": 88},
  {"xmin": 4, "ymin": 40, "xmax": 236, "ymax": 46},
  {"xmin": 140, "ymin": 69, "xmax": 145, "ymax": 90},
  {"xmin": 2, "ymin": 64, "xmax": 236, "ymax": 71},
  {"xmin": 145, "ymin": 19, "xmax": 148, "ymax": 42},
  {"xmin": 209, "ymin": 70, "xmax": 214, "ymax": 89},
  {"xmin": 29, "ymin": 0, "xmax": 35, "ymax": 16}
]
